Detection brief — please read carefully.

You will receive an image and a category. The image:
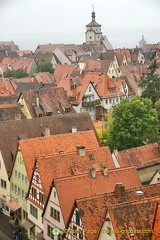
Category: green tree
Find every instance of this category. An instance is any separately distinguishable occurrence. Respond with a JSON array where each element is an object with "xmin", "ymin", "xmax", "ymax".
[
  {"xmin": 3, "ymin": 69, "xmax": 29, "ymax": 78},
  {"xmin": 155, "ymin": 99, "xmax": 160, "ymax": 120},
  {"xmin": 140, "ymin": 61, "xmax": 160, "ymax": 103},
  {"xmin": 105, "ymin": 96, "xmax": 158, "ymax": 151},
  {"xmin": 38, "ymin": 58, "xmax": 54, "ymax": 73}
]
